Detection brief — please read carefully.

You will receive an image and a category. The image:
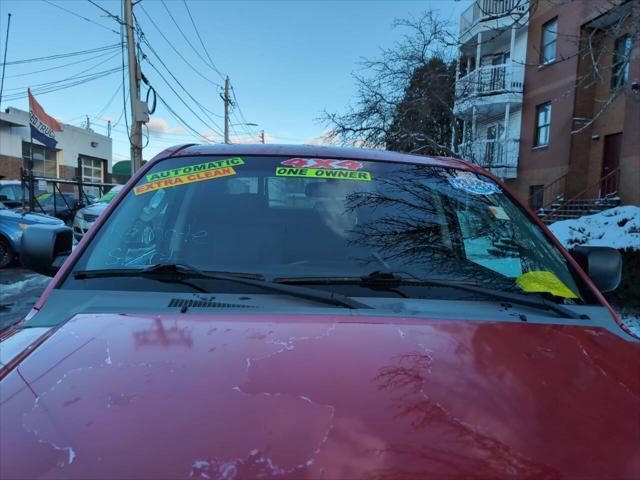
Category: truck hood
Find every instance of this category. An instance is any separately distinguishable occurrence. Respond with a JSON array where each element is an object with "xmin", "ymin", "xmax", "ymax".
[{"xmin": 1, "ymin": 312, "xmax": 639, "ymax": 479}]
